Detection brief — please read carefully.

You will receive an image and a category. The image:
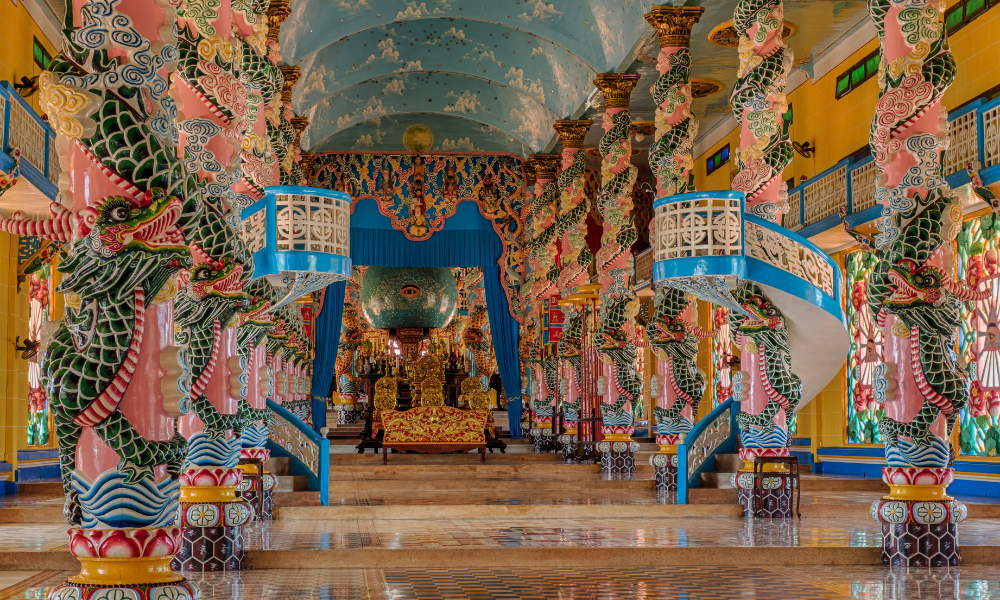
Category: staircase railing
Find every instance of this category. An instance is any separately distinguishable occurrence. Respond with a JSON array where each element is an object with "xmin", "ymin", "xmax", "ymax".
[
  {"xmin": 676, "ymin": 399, "xmax": 740, "ymax": 504},
  {"xmin": 266, "ymin": 400, "xmax": 330, "ymax": 505}
]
